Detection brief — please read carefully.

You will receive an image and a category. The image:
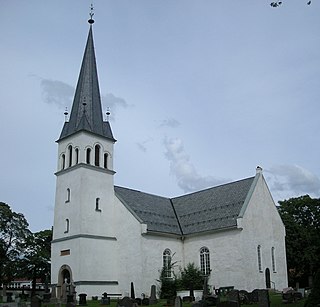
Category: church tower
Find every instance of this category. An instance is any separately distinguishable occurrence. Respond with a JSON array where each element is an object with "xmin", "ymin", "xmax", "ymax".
[{"xmin": 51, "ymin": 14, "xmax": 119, "ymax": 297}]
